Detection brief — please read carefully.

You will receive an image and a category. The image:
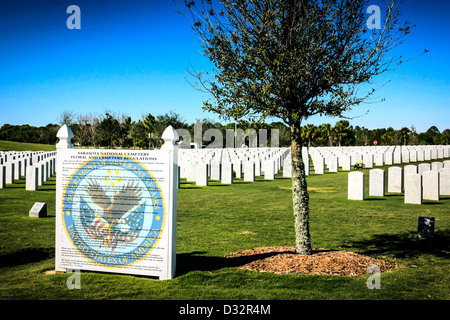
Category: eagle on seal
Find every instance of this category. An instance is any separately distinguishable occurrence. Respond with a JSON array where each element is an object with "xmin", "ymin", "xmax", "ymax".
[{"xmin": 80, "ymin": 178, "xmax": 145, "ymax": 251}]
